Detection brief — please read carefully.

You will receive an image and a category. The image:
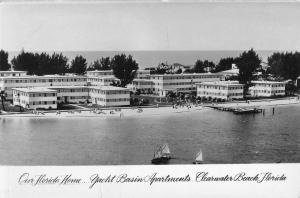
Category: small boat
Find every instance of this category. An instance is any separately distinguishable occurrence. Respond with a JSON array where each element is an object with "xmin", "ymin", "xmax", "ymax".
[
  {"xmin": 151, "ymin": 143, "xmax": 171, "ymax": 164},
  {"xmin": 193, "ymin": 149, "xmax": 203, "ymax": 164}
]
